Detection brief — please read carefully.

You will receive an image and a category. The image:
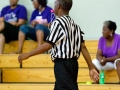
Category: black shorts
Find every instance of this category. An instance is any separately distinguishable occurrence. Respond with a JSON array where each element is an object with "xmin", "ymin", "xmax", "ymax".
[
  {"xmin": 54, "ymin": 57, "xmax": 78, "ymax": 90},
  {"xmin": 0, "ymin": 21, "xmax": 20, "ymax": 43}
]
